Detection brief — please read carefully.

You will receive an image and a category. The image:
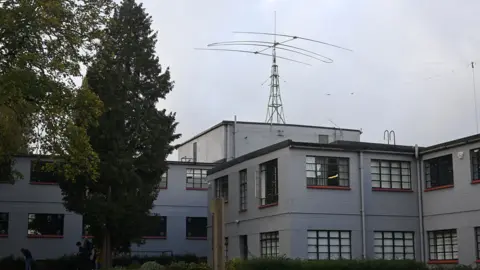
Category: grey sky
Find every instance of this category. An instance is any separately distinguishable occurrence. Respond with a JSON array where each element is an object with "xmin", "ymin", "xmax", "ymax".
[{"xmin": 140, "ymin": 0, "xmax": 480, "ymax": 157}]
